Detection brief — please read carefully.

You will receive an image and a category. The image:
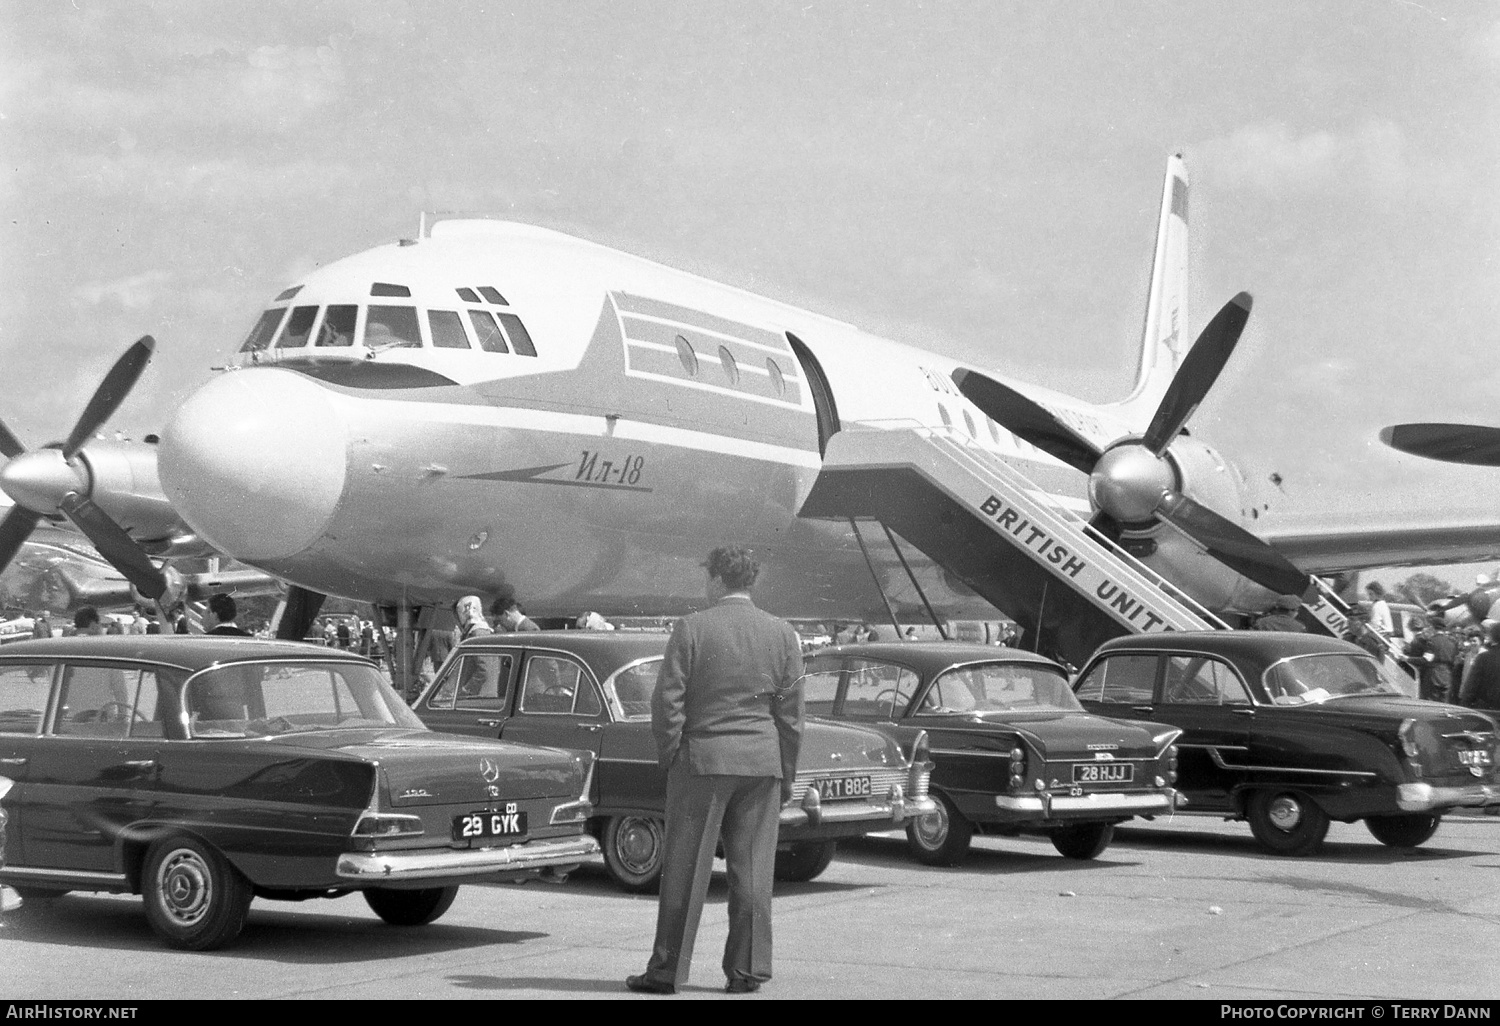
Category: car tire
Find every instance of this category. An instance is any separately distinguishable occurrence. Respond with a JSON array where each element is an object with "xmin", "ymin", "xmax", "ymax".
[
  {"xmin": 904, "ymin": 790, "xmax": 973, "ymax": 867},
  {"xmin": 1246, "ymin": 790, "xmax": 1330, "ymax": 857},
  {"xmin": 773, "ymin": 840, "xmax": 837, "ymax": 882},
  {"xmin": 363, "ymin": 885, "xmax": 460, "ymax": 926},
  {"xmin": 1050, "ymin": 821, "xmax": 1115, "ymax": 860},
  {"xmin": 1365, "ymin": 812, "xmax": 1441, "ymax": 849},
  {"xmin": 142, "ymin": 837, "xmax": 253, "ymax": 950},
  {"xmin": 602, "ymin": 815, "xmax": 665, "ymax": 893}
]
